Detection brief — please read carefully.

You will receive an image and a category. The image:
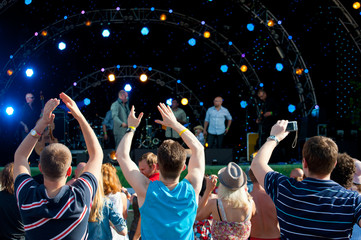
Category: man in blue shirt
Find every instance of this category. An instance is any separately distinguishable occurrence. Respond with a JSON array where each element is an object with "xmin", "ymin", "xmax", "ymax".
[
  {"xmin": 251, "ymin": 120, "xmax": 361, "ymax": 239},
  {"xmin": 203, "ymin": 96, "xmax": 232, "ymax": 148}
]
